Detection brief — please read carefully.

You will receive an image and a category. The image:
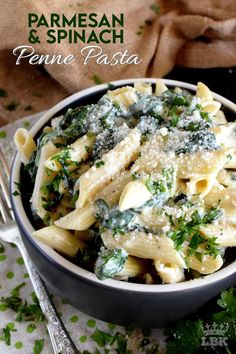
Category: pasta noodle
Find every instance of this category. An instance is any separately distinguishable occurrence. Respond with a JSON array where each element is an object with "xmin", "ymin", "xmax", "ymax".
[
  {"xmin": 115, "ymin": 256, "xmax": 147, "ymax": 281},
  {"xmin": 31, "ymin": 142, "xmax": 59, "ymax": 220},
  {"xmin": 14, "ymin": 128, "xmax": 36, "ymax": 164},
  {"xmin": 76, "ymin": 128, "xmax": 141, "ymax": 208},
  {"xmin": 33, "ymin": 225, "xmax": 85, "ymax": 257}
]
